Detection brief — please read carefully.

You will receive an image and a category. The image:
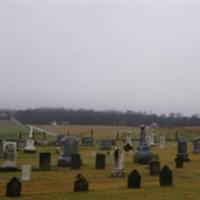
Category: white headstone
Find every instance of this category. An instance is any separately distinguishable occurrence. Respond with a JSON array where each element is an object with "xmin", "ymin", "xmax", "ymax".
[
  {"xmin": 21, "ymin": 164, "xmax": 31, "ymax": 181},
  {"xmin": 159, "ymin": 136, "xmax": 166, "ymax": 149},
  {"xmin": 2, "ymin": 141, "xmax": 17, "ymax": 168},
  {"xmin": 24, "ymin": 139, "xmax": 36, "ymax": 153}
]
